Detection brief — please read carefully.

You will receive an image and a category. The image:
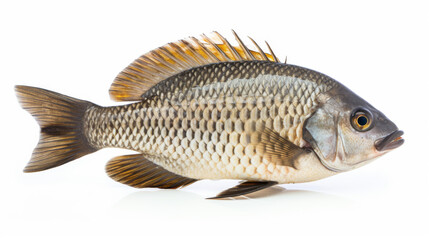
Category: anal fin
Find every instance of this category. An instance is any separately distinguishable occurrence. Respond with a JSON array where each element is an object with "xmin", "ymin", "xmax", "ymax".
[
  {"xmin": 208, "ymin": 181, "xmax": 278, "ymax": 199},
  {"xmin": 106, "ymin": 154, "xmax": 197, "ymax": 189}
]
